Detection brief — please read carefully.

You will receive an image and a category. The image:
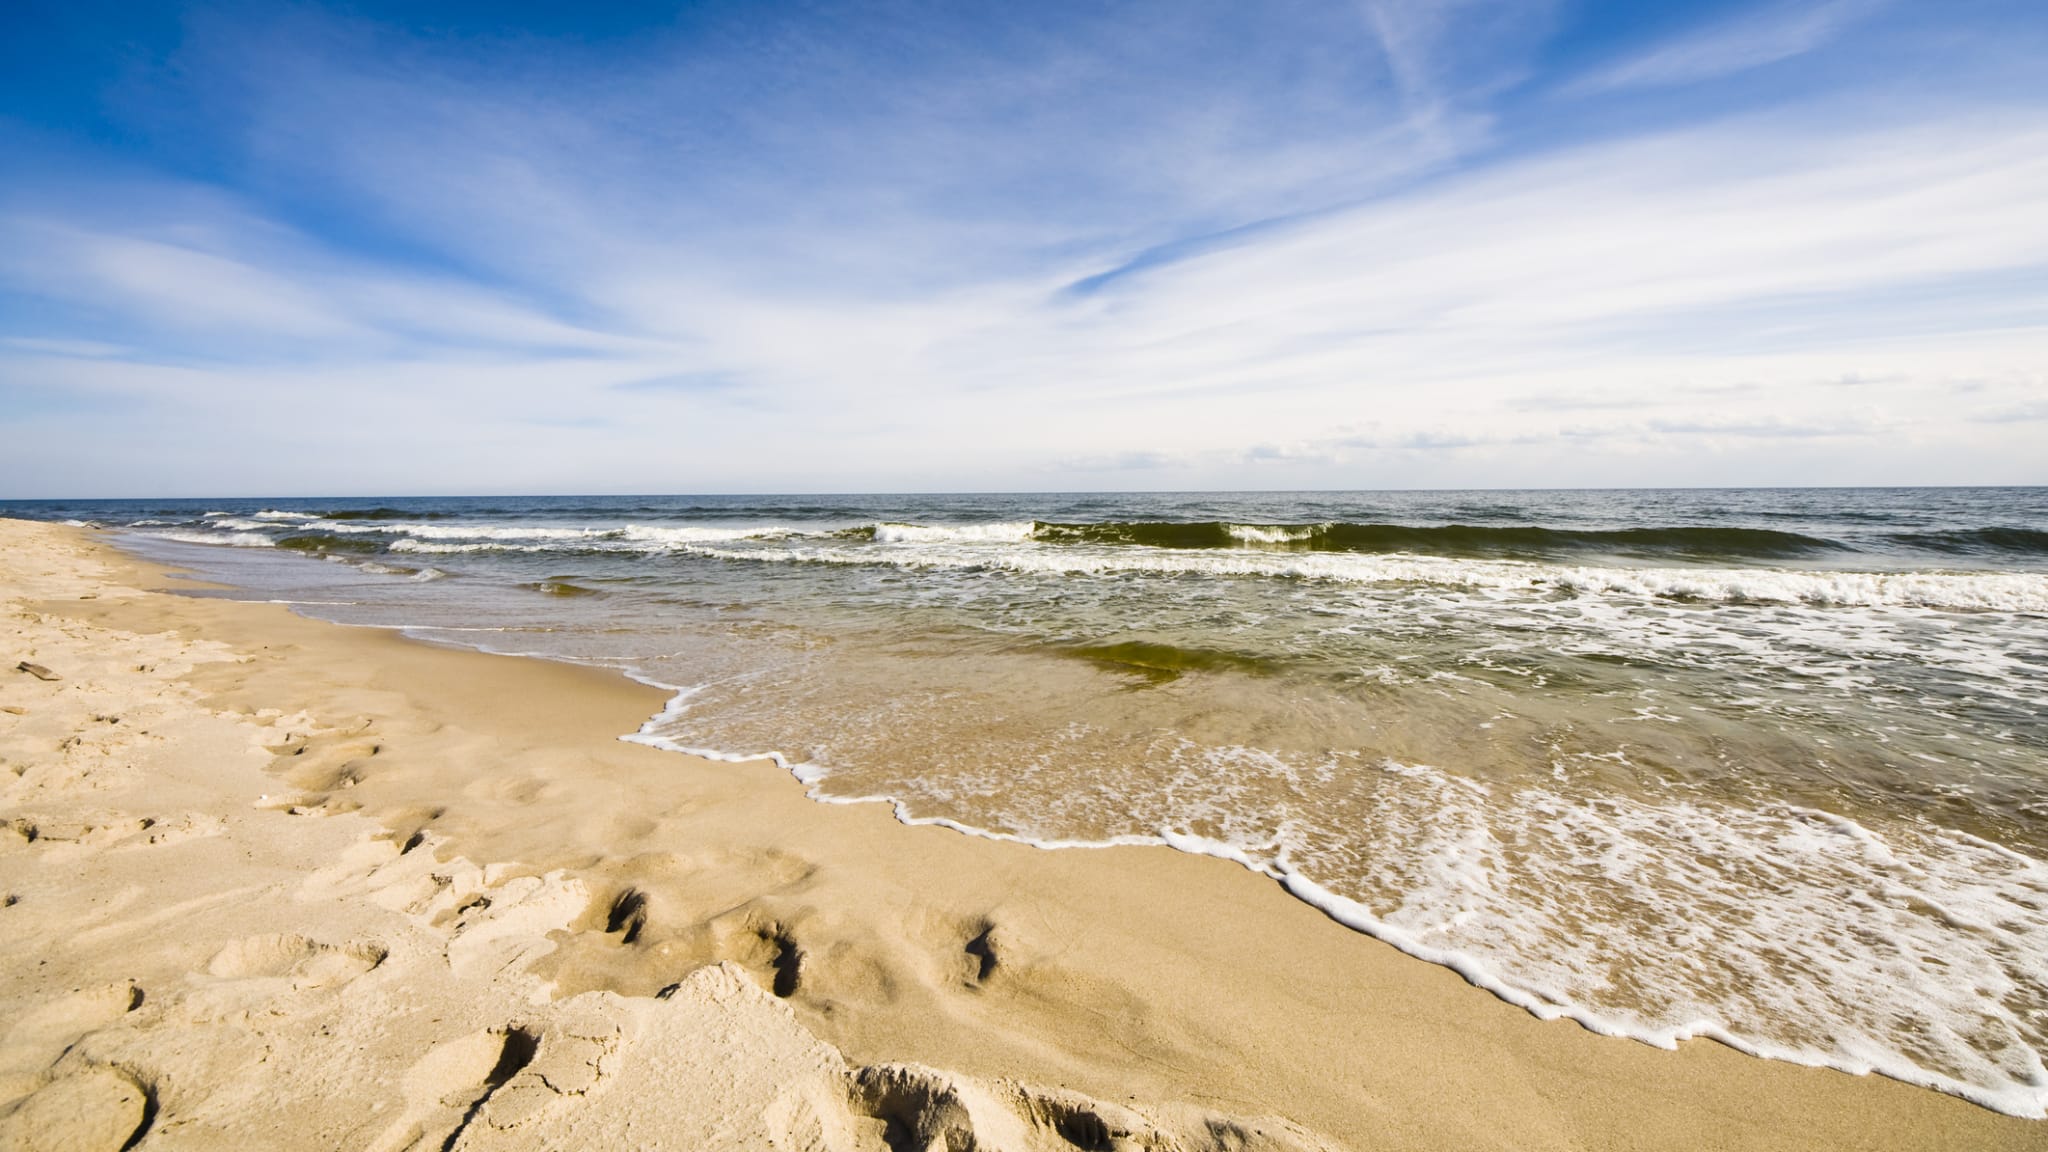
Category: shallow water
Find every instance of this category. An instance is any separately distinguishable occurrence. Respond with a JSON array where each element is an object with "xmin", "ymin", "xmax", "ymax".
[{"xmin": 13, "ymin": 488, "xmax": 2047, "ymax": 1115}]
